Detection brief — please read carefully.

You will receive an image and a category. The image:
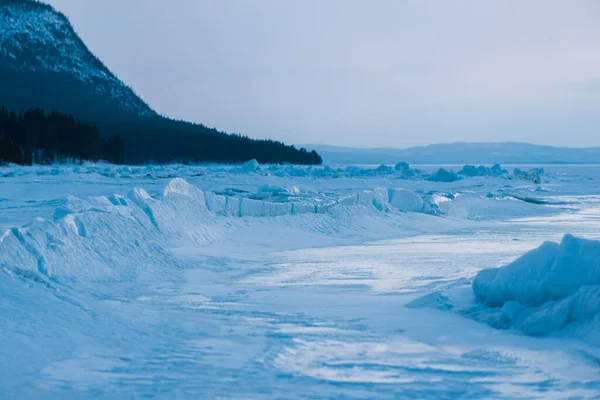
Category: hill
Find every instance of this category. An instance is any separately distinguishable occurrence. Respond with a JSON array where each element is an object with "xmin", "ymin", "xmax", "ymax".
[
  {"xmin": 0, "ymin": 0, "xmax": 321, "ymax": 165},
  {"xmin": 307, "ymin": 142, "xmax": 600, "ymax": 165}
]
